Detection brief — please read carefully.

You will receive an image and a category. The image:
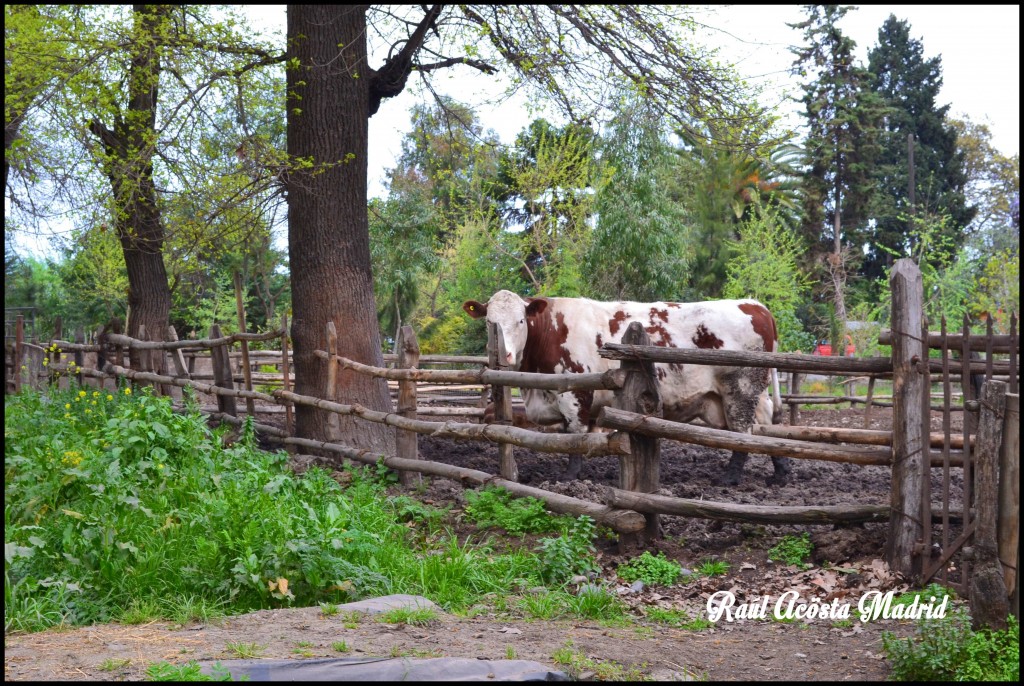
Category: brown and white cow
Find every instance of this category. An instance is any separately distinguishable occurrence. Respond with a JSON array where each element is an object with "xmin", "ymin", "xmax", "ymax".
[{"xmin": 463, "ymin": 290, "xmax": 791, "ymax": 485}]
